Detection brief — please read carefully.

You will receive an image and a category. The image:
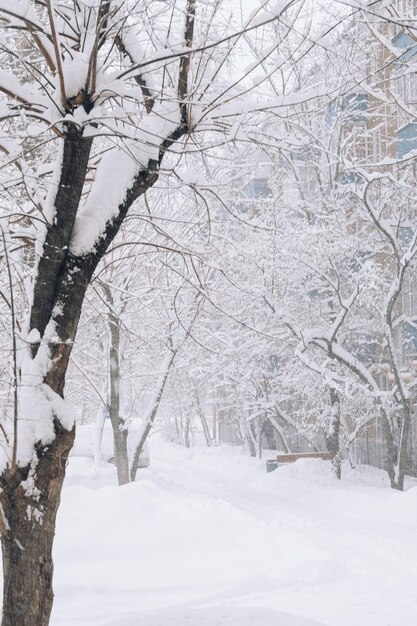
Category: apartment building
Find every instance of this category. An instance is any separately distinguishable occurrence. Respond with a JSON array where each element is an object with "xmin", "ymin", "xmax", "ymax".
[{"xmin": 322, "ymin": 0, "xmax": 417, "ymax": 474}]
